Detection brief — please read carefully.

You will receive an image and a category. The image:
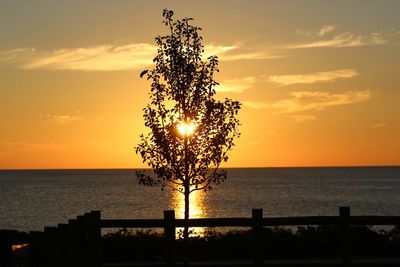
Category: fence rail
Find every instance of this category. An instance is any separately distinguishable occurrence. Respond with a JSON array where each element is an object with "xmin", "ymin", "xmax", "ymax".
[
  {"xmin": 2, "ymin": 207, "xmax": 400, "ymax": 267},
  {"xmin": 101, "ymin": 215, "xmax": 400, "ymax": 228}
]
